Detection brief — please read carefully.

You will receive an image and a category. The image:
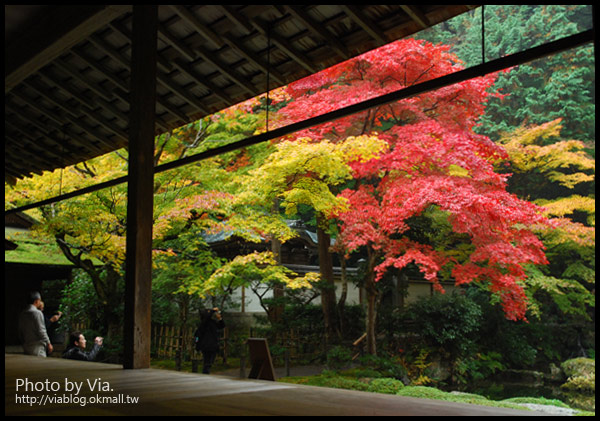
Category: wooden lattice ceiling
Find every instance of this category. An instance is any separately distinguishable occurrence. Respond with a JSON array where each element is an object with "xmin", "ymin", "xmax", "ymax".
[{"xmin": 5, "ymin": 5, "xmax": 476, "ymax": 183}]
